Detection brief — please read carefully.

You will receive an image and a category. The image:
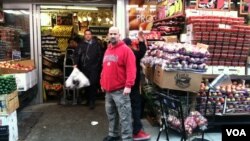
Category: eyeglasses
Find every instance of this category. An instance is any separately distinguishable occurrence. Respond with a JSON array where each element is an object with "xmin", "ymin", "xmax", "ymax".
[{"xmin": 109, "ymin": 33, "xmax": 118, "ymax": 35}]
